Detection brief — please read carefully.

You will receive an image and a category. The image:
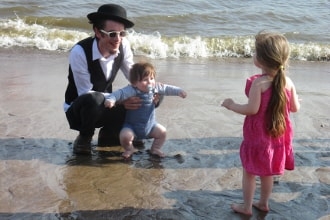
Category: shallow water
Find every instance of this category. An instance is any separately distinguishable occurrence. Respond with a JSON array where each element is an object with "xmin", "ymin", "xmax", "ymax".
[{"xmin": 0, "ymin": 136, "xmax": 329, "ymax": 219}]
